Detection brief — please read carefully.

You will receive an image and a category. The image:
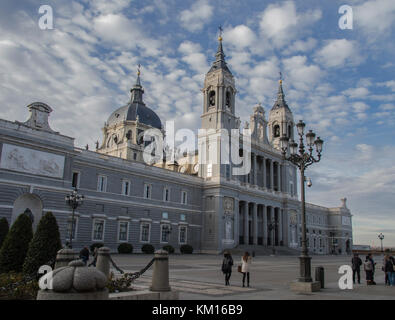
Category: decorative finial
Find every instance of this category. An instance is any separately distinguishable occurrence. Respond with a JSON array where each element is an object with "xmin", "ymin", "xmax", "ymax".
[
  {"xmin": 218, "ymin": 25, "xmax": 223, "ymax": 42},
  {"xmin": 279, "ymin": 71, "xmax": 283, "ymax": 84},
  {"xmin": 137, "ymin": 63, "xmax": 141, "ymax": 76}
]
